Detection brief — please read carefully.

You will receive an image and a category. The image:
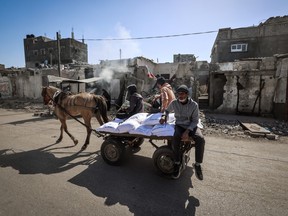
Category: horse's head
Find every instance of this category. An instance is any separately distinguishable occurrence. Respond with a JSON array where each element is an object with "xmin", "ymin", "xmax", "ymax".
[
  {"xmin": 41, "ymin": 87, "xmax": 51, "ymax": 105},
  {"xmin": 41, "ymin": 86, "xmax": 59, "ymax": 105}
]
